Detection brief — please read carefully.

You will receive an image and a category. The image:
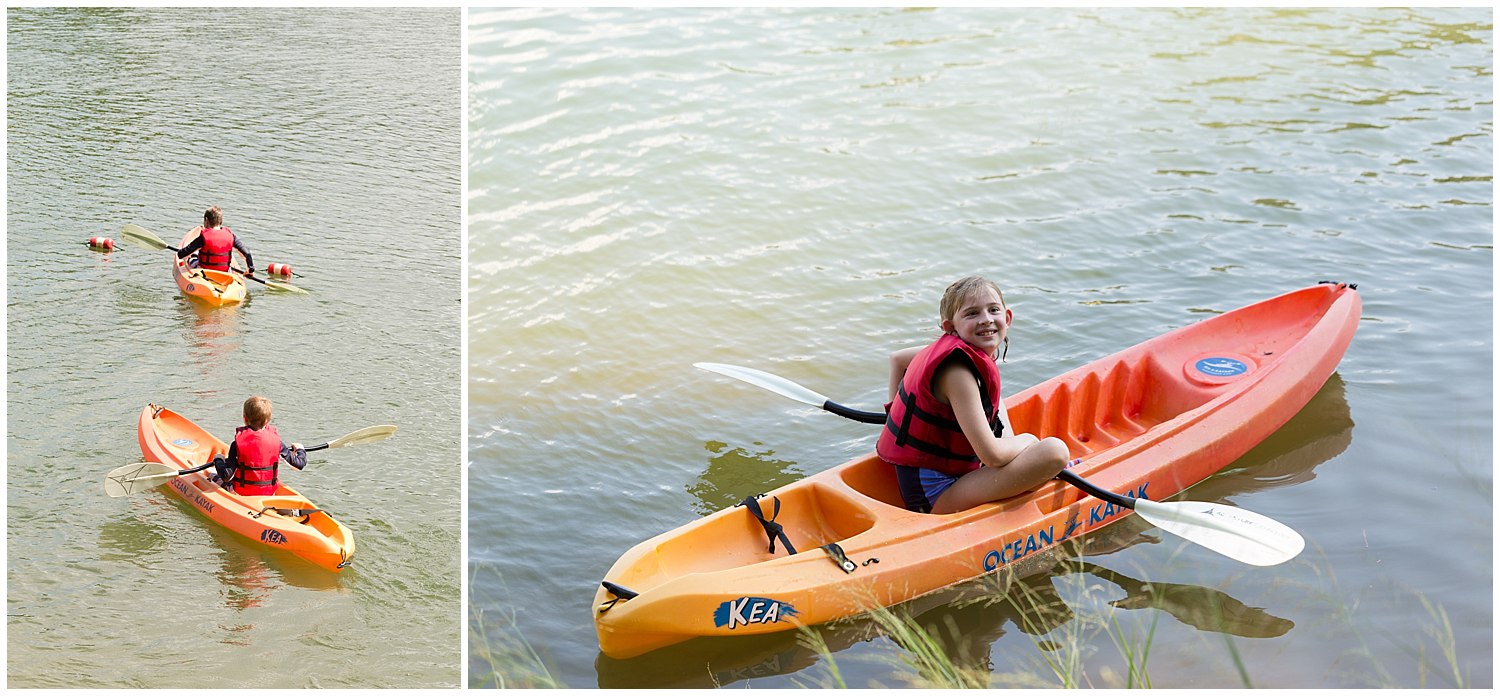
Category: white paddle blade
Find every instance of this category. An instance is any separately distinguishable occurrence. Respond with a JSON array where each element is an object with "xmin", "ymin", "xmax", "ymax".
[
  {"xmin": 120, "ymin": 224, "xmax": 168, "ymax": 250},
  {"xmin": 694, "ymin": 363, "xmax": 830, "ymax": 409},
  {"xmin": 1134, "ymin": 499, "xmax": 1306, "ymax": 566},
  {"xmin": 263, "ymin": 279, "xmax": 309, "ymax": 295},
  {"xmin": 325, "ymin": 425, "xmax": 397, "ymax": 449},
  {"xmin": 103, "ymin": 462, "xmax": 178, "ymax": 498}
]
